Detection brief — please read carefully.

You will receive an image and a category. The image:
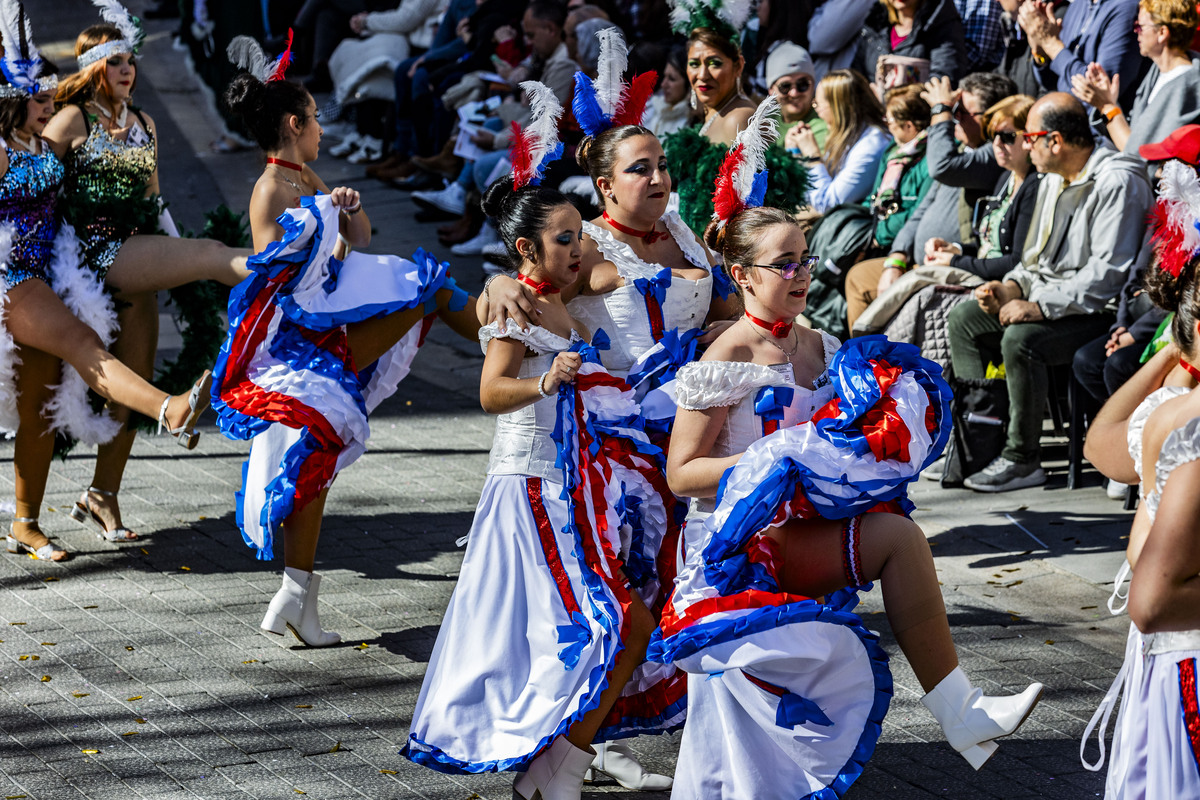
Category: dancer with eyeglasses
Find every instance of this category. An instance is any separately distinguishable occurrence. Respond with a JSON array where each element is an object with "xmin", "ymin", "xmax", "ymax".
[{"xmin": 655, "ymin": 98, "xmax": 1043, "ymax": 797}]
